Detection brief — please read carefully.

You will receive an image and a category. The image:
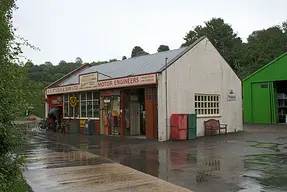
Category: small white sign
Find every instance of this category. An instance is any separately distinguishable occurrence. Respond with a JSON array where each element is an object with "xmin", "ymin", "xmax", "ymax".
[
  {"xmin": 227, "ymin": 89, "xmax": 236, "ymax": 102},
  {"xmin": 79, "ymin": 72, "xmax": 98, "ymax": 89}
]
